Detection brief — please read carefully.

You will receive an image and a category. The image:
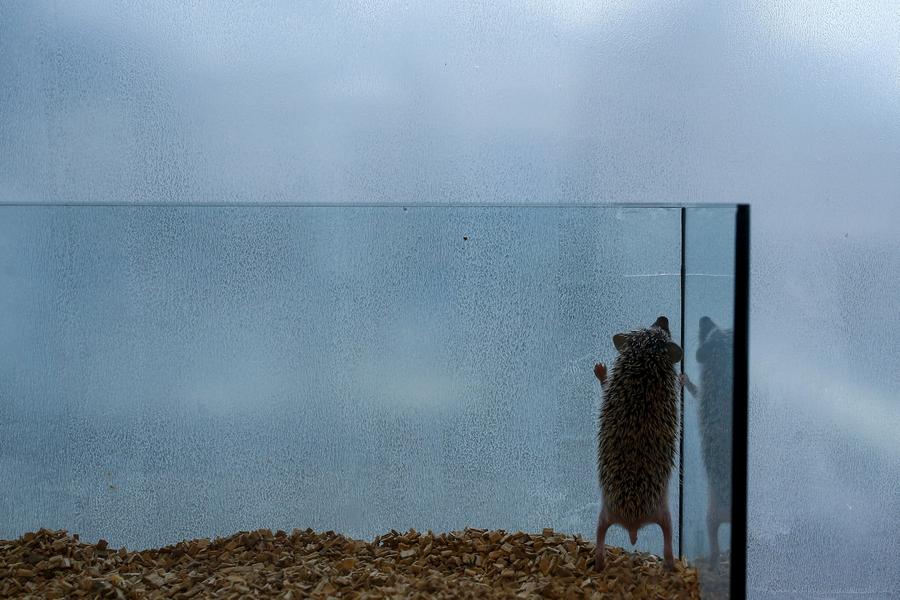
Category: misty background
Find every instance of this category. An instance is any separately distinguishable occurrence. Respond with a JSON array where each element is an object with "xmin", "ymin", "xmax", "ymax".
[{"xmin": 1, "ymin": 2, "xmax": 899, "ymax": 598}]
